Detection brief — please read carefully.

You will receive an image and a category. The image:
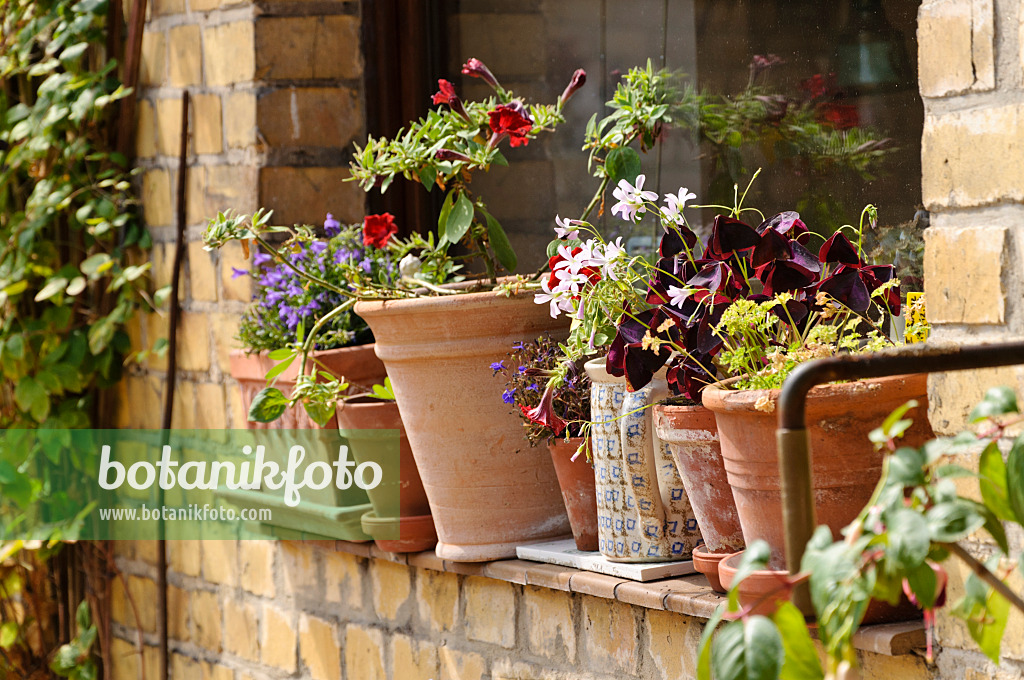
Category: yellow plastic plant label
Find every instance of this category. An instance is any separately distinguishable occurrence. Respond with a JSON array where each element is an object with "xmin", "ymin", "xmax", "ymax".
[{"xmin": 906, "ymin": 292, "xmax": 928, "ymax": 343}]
